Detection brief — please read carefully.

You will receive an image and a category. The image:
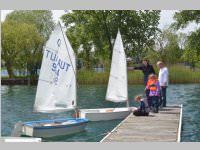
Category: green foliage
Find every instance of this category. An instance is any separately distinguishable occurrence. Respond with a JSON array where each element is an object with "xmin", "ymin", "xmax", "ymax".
[
  {"xmin": 2, "ymin": 65, "xmax": 199, "ymax": 84},
  {"xmin": 77, "ymin": 70, "xmax": 109, "ymax": 84},
  {"xmin": 169, "ymin": 65, "xmax": 200, "ymax": 83},
  {"xmin": 1, "ymin": 20, "xmax": 44, "ymax": 78},
  {"xmin": 153, "ymin": 27, "xmax": 182, "ymax": 64},
  {"xmin": 181, "ymin": 28, "xmax": 200, "ymax": 68},
  {"xmin": 173, "ymin": 10, "xmax": 200, "ymax": 68},
  {"xmin": 1, "ymin": 10, "xmax": 55, "ymax": 78},
  {"xmin": 2, "ymin": 10, "xmax": 200, "ymax": 82},
  {"xmin": 173, "ymin": 10, "xmax": 200, "ymax": 29},
  {"xmin": 181, "ymin": 48, "xmax": 199, "ymax": 69},
  {"xmin": 61, "ymin": 10, "xmax": 161, "ymax": 67},
  {"xmin": 77, "ymin": 70, "xmax": 144, "ymax": 84},
  {"xmin": 164, "ymin": 35, "xmax": 182, "ymax": 64},
  {"xmin": 77, "ymin": 65, "xmax": 200, "ymax": 84},
  {"xmin": 145, "ymin": 49, "xmax": 161, "ymax": 65},
  {"xmin": 6, "ymin": 10, "xmax": 55, "ymax": 40},
  {"xmin": 187, "ymin": 28, "xmax": 200, "ymax": 55}
]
